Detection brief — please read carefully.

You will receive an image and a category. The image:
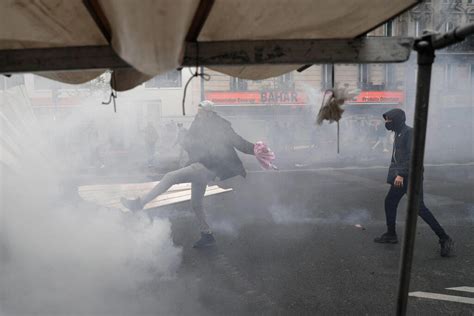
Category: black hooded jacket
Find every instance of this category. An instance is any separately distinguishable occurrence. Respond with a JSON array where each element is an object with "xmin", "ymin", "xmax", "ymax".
[
  {"xmin": 383, "ymin": 109, "xmax": 413, "ymax": 184},
  {"xmin": 183, "ymin": 111, "xmax": 254, "ymax": 180}
]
